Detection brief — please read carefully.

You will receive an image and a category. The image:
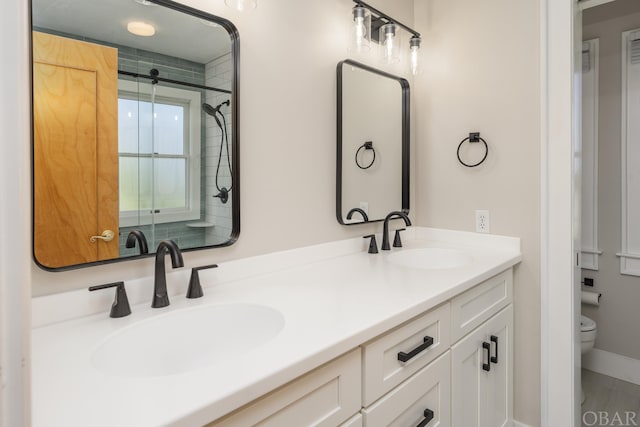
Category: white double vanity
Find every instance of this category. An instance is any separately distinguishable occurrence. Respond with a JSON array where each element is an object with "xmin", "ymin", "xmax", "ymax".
[{"xmin": 32, "ymin": 227, "xmax": 521, "ymax": 426}]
